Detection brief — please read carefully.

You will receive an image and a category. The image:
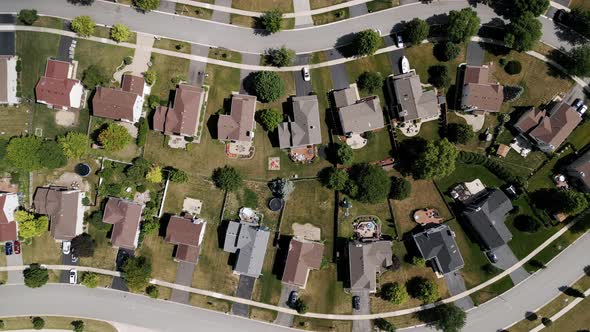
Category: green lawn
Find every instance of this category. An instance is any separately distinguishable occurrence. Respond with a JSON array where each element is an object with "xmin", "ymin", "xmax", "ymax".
[
  {"xmin": 208, "ymin": 48, "xmax": 242, "ymax": 64},
  {"xmin": 344, "ymin": 53, "xmax": 392, "ymax": 103},
  {"xmin": 138, "ymin": 233, "xmax": 178, "ymax": 283},
  {"xmin": 30, "ymin": 16, "xmax": 64, "ymax": 30},
  {"xmin": 88, "ymin": 117, "xmax": 140, "ymax": 162},
  {"xmin": 74, "ymin": 39, "xmax": 133, "ymax": 80},
  {"xmin": 153, "ymin": 38, "xmax": 191, "ymax": 54},
  {"xmin": 223, "ymin": 182, "xmax": 280, "ymax": 230},
  {"xmin": 570, "ymin": 0, "xmax": 590, "ymax": 10},
  {"xmin": 16, "ymin": 32, "xmax": 59, "ymax": 99},
  {"xmin": 0, "ymin": 105, "xmax": 31, "ymax": 137},
  {"xmin": 292, "ymin": 317, "xmax": 352, "ymax": 332},
  {"xmin": 32, "ymin": 104, "xmax": 90, "ymax": 139},
  {"xmin": 175, "ymin": 3, "xmax": 214, "ymax": 20},
  {"xmin": 470, "ymin": 275, "xmax": 514, "ymax": 306},
  {"xmin": 147, "ymin": 54, "xmax": 190, "ymax": 101},
  {"xmin": 436, "ymin": 162, "xmax": 505, "ymax": 194},
  {"xmin": 528, "ymin": 148, "xmax": 574, "ymax": 191},
  {"xmin": 232, "ymin": 0, "xmax": 293, "ymax": 12},
  {"xmin": 312, "ymin": 8, "xmax": 349, "ymax": 25},
  {"xmin": 22, "ymin": 232, "xmax": 62, "ymax": 265},
  {"xmin": 568, "ymin": 121, "xmax": 590, "ymax": 150},
  {"xmin": 80, "ymin": 222, "xmax": 117, "ymax": 270},
  {"xmin": 299, "ymin": 264, "xmax": 352, "ymax": 314},
  {"xmin": 0, "ymin": 317, "xmax": 116, "ymax": 332},
  {"xmin": 367, "ymin": 0, "xmax": 400, "ymax": 12},
  {"xmin": 310, "ymin": 0, "xmax": 346, "ymax": 9},
  {"xmin": 352, "ymin": 128, "xmax": 393, "ymax": 163}
]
